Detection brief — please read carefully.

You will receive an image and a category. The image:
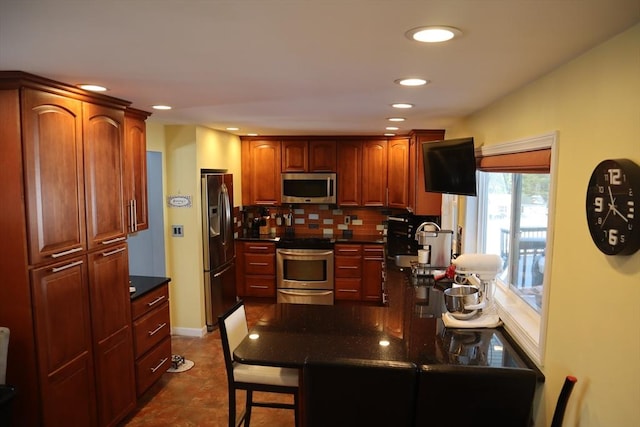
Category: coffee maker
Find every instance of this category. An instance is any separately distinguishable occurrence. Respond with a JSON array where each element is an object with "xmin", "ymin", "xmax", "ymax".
[{"xmin": 413, "ymin": 222, "xmax": 453, "ymax": 276}]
